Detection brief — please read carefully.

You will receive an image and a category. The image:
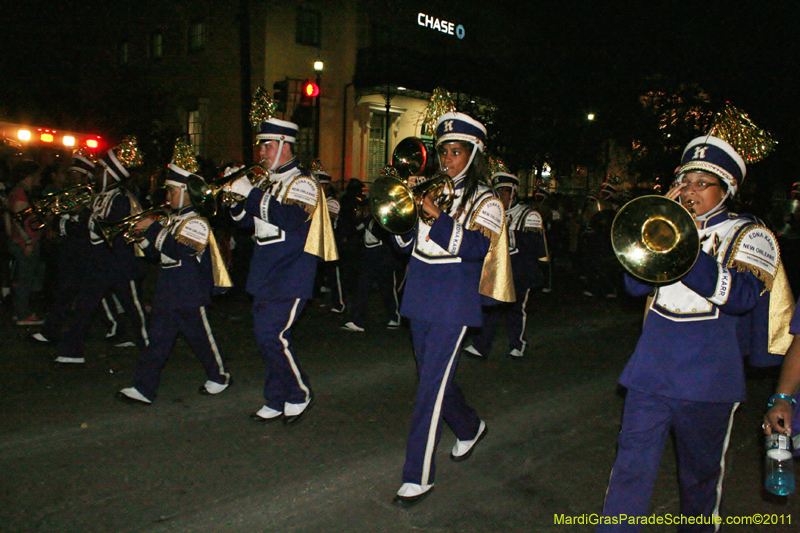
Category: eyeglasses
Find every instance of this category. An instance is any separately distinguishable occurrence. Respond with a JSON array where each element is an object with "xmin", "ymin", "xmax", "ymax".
[{"xmin": 676, "ymin": 180, "xmax": 720, "ymax": 192}]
